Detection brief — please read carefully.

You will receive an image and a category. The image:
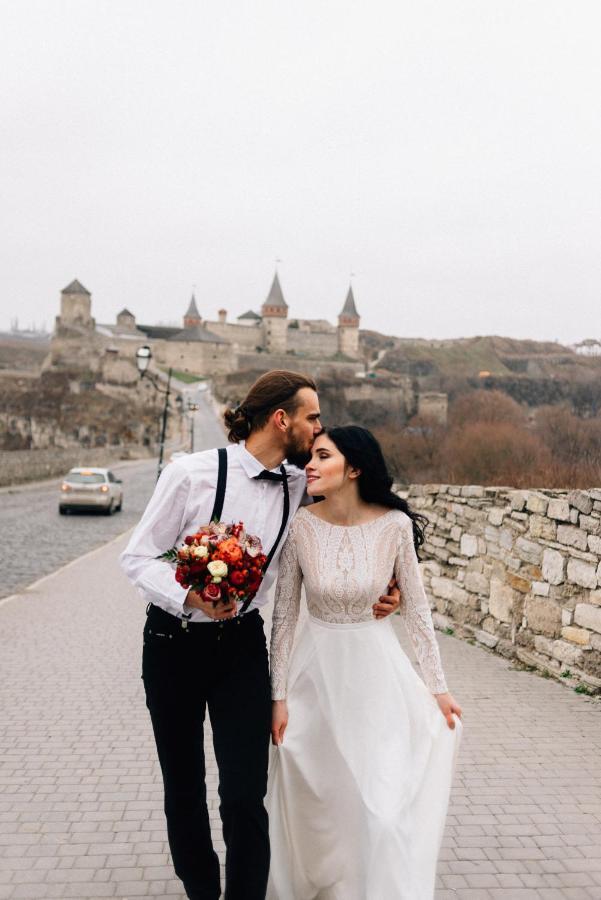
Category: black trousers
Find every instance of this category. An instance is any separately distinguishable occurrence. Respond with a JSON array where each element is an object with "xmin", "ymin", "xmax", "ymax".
[{"xmin": 142, "ymin": 605, "xmax": 272, "ymax": 900}]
